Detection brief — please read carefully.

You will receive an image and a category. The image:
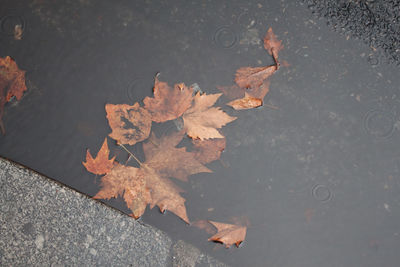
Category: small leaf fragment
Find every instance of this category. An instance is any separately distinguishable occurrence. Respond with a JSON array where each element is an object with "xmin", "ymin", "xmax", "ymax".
[
  {"xmin": 82, "ymin": 138, "xmax": 115, "ymax": 175},
  {"xmin": 208, "ymin": 221, "xmax": 247, "ymax": 248},
  {"xmin": 263, "ymin": 27, "xmax": 283, "ymax": 63},
  {"xmin": 227, "ymin": 93, "xmax": 262, "ymax": 110},
  {"xmin": 105, "ymin": 102, "xmax": 151, "ymax": 146},
  {"xmin": 0, "ymin": 56, "xmax": 27, "ymax": 134}
]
